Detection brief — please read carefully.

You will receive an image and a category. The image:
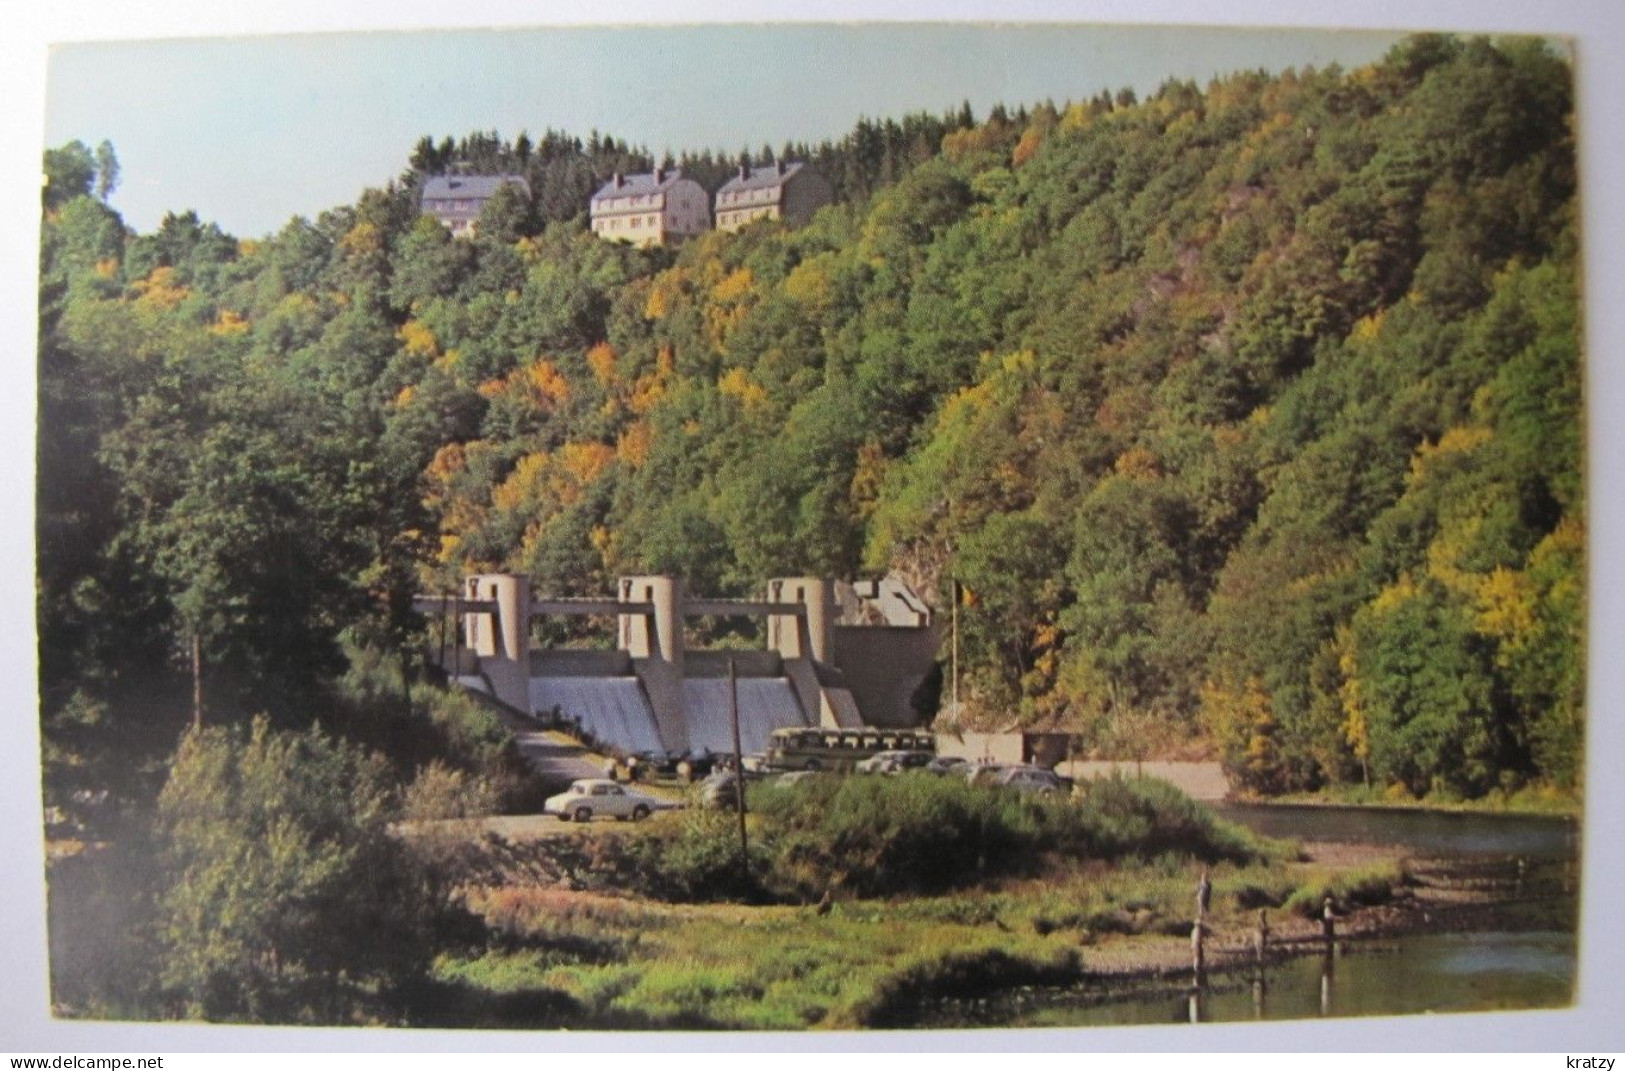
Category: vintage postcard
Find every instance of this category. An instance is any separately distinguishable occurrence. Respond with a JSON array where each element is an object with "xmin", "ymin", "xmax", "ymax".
[{"xmin": 15, "ymin": 2, "xmax": 1618, "ymax": 1052}]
